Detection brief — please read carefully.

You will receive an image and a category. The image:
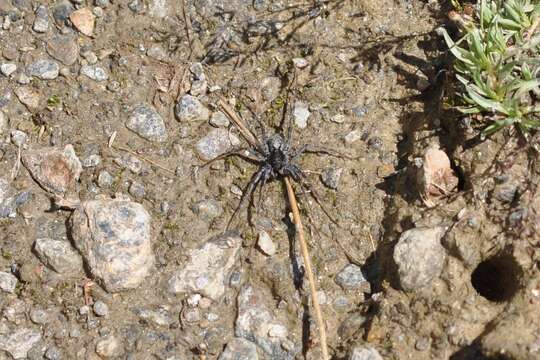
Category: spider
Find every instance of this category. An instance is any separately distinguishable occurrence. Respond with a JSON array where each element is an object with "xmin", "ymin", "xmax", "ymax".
[{"xmin": 203, "ymin": 95, "xmax": 353, "ymax": 229}]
